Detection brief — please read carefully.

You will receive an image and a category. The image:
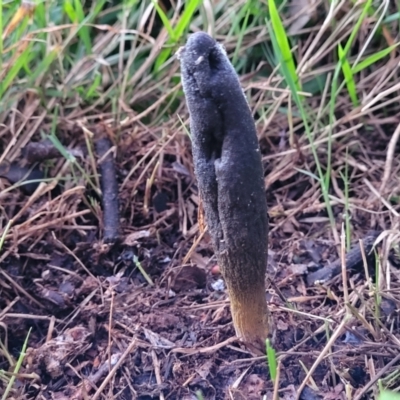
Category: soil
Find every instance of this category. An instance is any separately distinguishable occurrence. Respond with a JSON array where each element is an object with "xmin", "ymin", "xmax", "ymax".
[{"xmin": 1, "ymin": 116, "xmax": 400, "ymax": 400}]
